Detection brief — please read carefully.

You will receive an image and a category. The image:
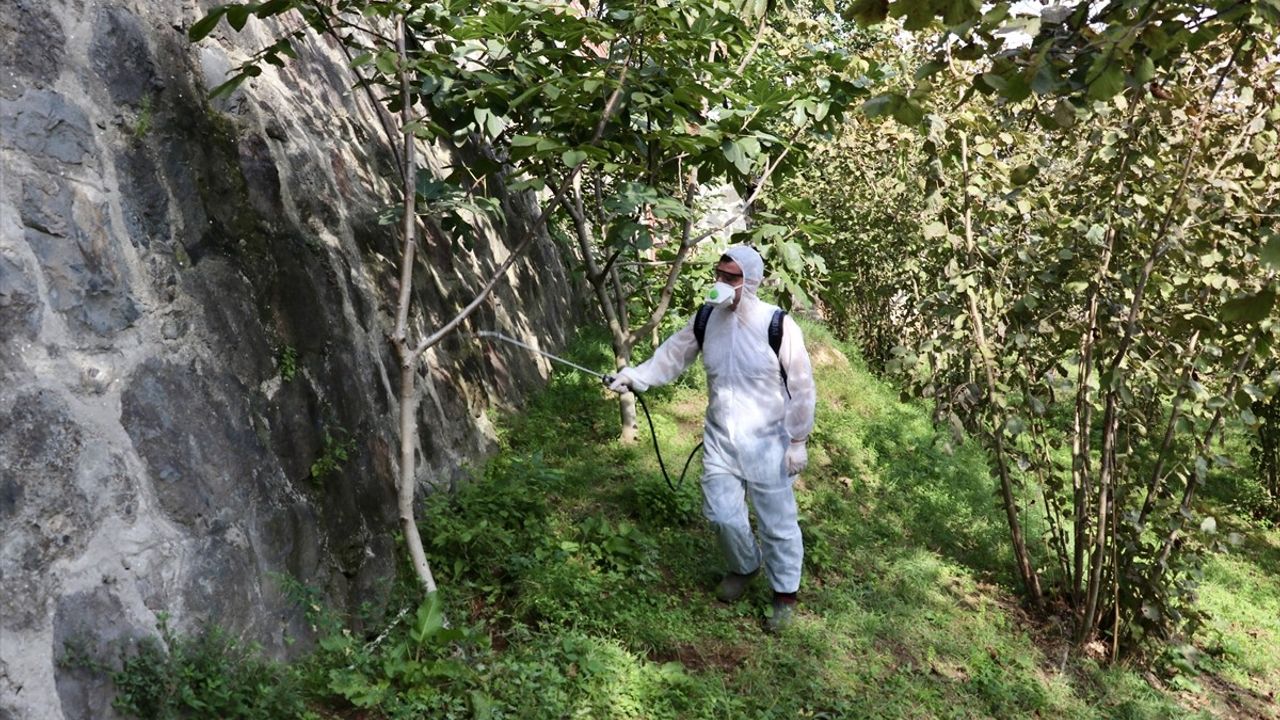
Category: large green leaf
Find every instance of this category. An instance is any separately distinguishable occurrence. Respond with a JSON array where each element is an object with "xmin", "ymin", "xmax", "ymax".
[
  {"xmin": 861, "ymin": 93, "xmax": 898, "ymax": 119},
  {"xmin": 375, "ymin": 50, "xmax": 398, "ymax": 76},
  {"xmin": 1051, "ymin": 98, "xmax": 1078, "ymax": 128},
  {"xmin": 843, "ymin": 0, "xmax": 889, "ymax": 25},
  {"xmin": 893, "ymin": 0, "xmax": 937, "ymax": 31},
  {"xmin": 1260, "ymin": 234, "xmax": 1280, "ymax": 270},
  {"xmin": 1011, "ymin": 164, "xmax": 1039, "ymax": 185},
  {"xmin": 227, "ymin": 4, "xmax": 255, "ymax": 31},
  {"xmin": 255, "ymin": 0, "xmax": 293, "ymax": 19},
  {"xmin": 411, "ymin": 592, "xmax": 445, "ymax": 647},
  {"xmin": 722, "ymin": 138, "xmax": 757, "ymax": 174},
  {"xmin": 208, "ymin": 72, "xmax": 249, "ymax": 99},
  {"xmin": 189, "ymin": 6, "xmax": 228, "ymax": 41},
  {"xmin": 1220, "ymin": 289, "xmax": 1277, "ymax": 325},
  {"xmin": 1134, "ymin": 55, "xmax": 1156, "ymax": 83},
  {"xmin": 892, "ymin": 97, "xmax": 925, "ymax": 126},
  {"xmin": 942, "ymin": 0, "xmax": 981, "ymax": 26},
  {"xmin": 1086, "ymin": 56, "xmax": 1126, "ymax": 101}
]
